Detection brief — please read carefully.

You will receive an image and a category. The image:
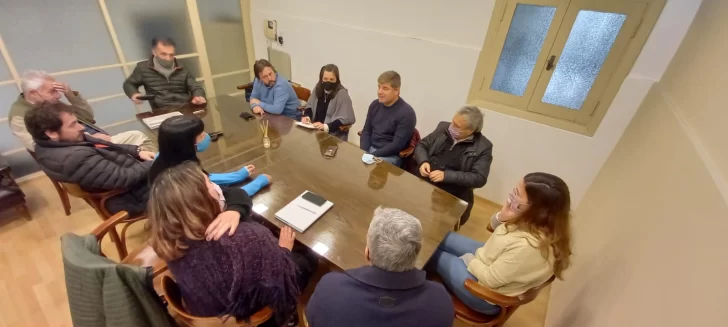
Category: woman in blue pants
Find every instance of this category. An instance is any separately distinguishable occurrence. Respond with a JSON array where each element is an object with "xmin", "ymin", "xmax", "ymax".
[{"xmin": 148, "ymin": 115, "xmax": 270, "ymax": 196}]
